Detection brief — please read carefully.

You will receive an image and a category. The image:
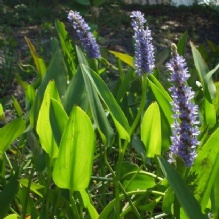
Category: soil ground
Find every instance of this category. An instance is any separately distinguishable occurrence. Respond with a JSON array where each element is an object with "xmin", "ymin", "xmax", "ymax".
[{"xmin": 1, "ymin": 2, "xmax": 219, "ymax": 122}]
